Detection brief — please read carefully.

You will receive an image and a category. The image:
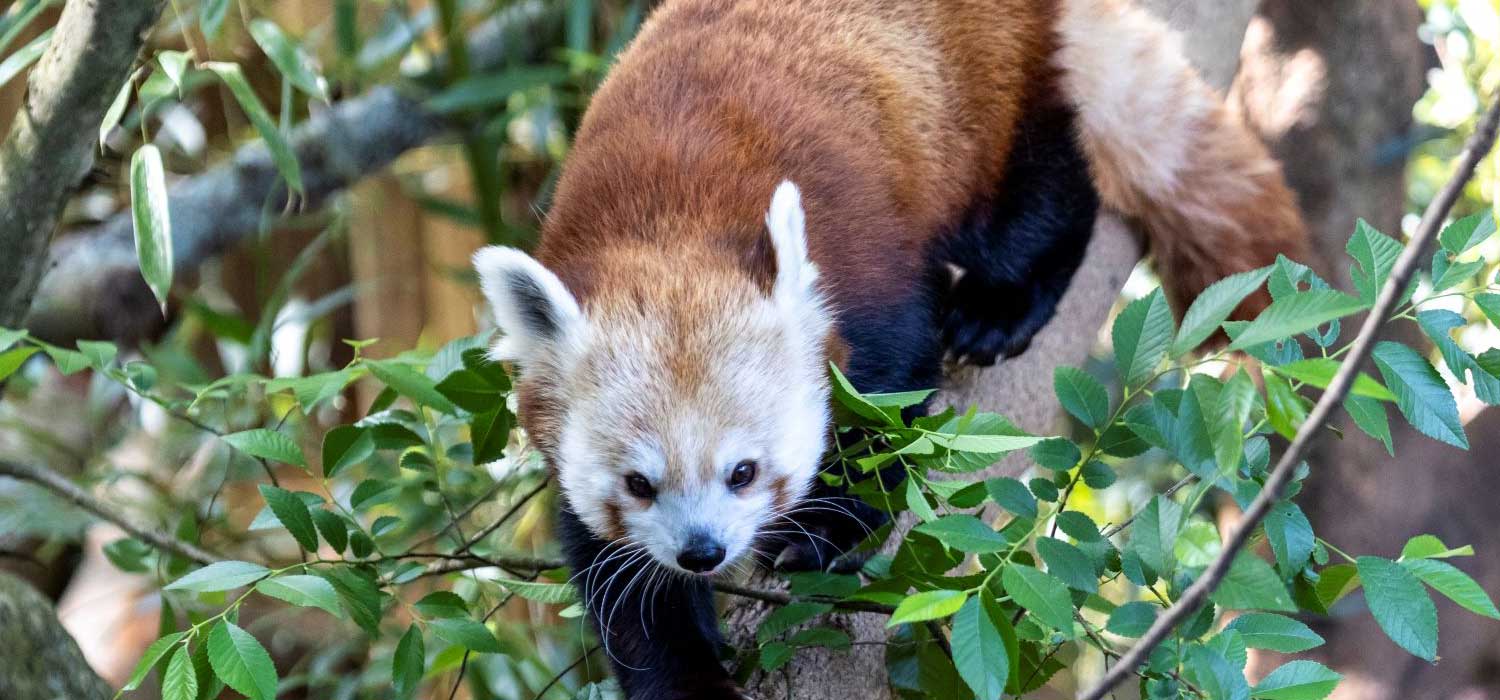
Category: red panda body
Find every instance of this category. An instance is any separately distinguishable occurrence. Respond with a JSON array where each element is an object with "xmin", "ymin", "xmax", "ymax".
[{"xmin": 473, "ymin": 1, "xmax": 1310, "ymax": 697}]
